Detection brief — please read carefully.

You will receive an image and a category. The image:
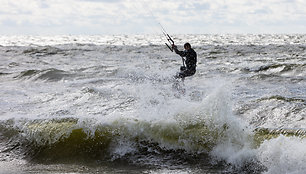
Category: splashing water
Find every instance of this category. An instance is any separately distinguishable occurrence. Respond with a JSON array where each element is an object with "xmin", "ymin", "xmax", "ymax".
[{"xmin": 1, "ymin": 34, "xmax": 306, "ymax": 173}]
